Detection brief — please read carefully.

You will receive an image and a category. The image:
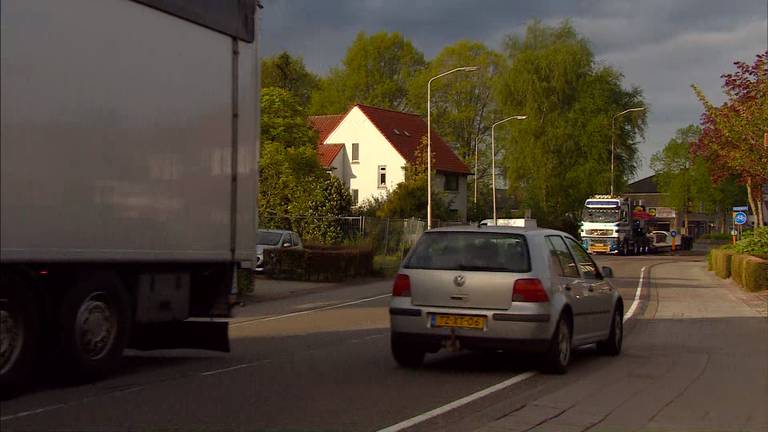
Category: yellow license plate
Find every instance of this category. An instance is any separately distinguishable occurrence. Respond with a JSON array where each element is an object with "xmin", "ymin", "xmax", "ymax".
[
  {"xmin": 590, "ymin": 245, "xmax": 609, "ymax": 252},
  {"xmin": 432, "ymin": 314, "xmax": 486, "ymax": 329}
]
